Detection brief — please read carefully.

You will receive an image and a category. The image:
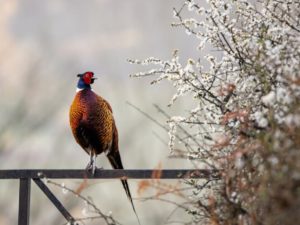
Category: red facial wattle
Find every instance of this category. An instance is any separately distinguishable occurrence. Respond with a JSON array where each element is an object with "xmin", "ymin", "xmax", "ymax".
[
  {"xmin": 83, "ymin": 76, "xmax": 91, "ymax": 84},
  {"xmin": 83, "ymin": 72, "xmax": 94, "ymax": 84}
]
